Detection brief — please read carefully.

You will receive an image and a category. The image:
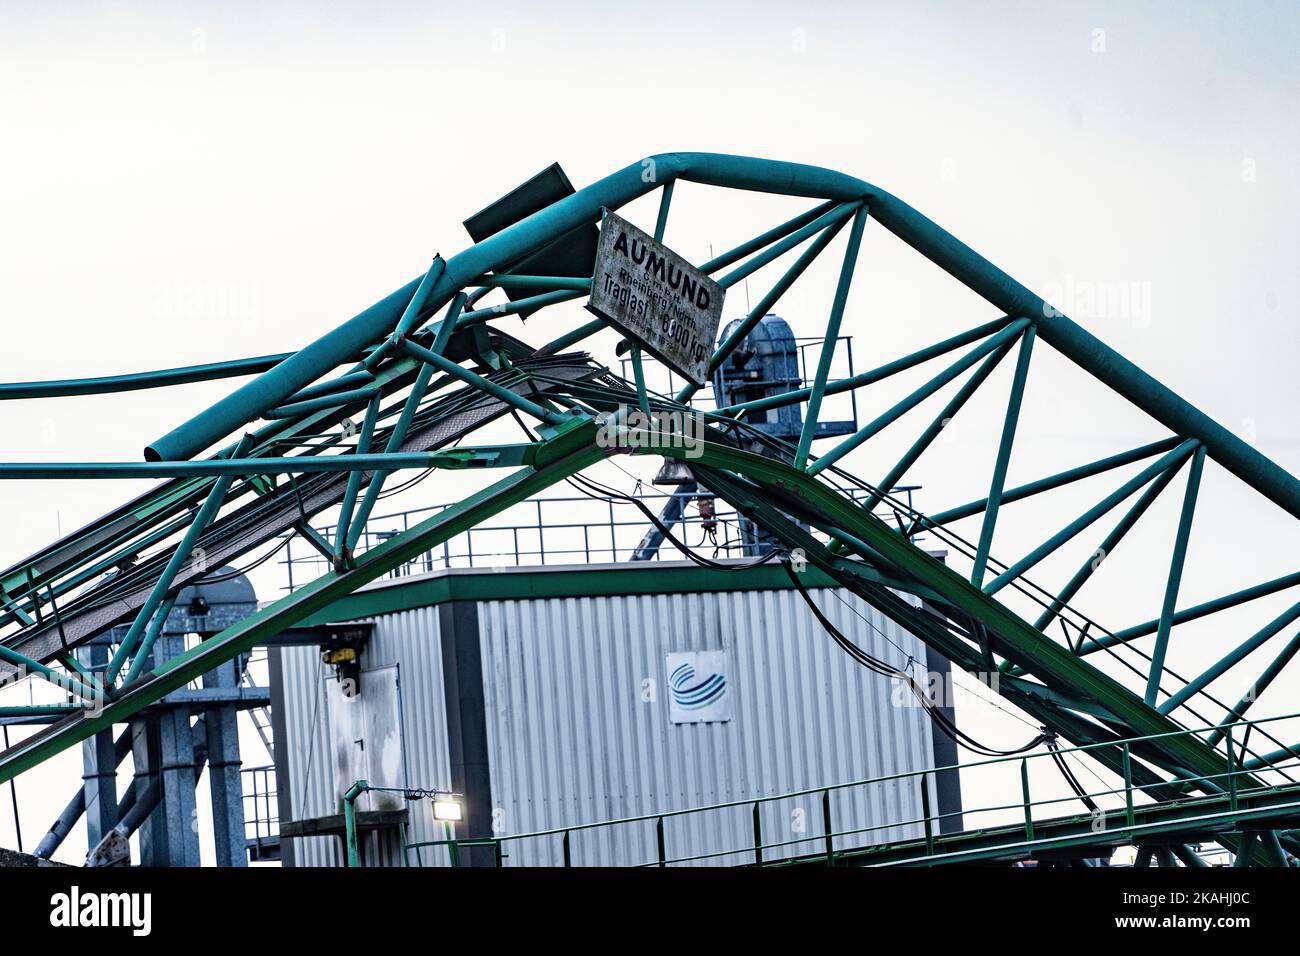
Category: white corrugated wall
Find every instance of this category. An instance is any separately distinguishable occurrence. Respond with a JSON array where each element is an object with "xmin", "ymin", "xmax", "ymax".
[
  {"xmin": 477, "ymin": 586, "xmax": 934, "ymax": 866},
  {"xmin": 277, "ymin": 583, "xmax": 936, "ymax": 867},
  {"xmin": 278, "ymin": 605, "xmax": 454, "ymax": 867}
]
